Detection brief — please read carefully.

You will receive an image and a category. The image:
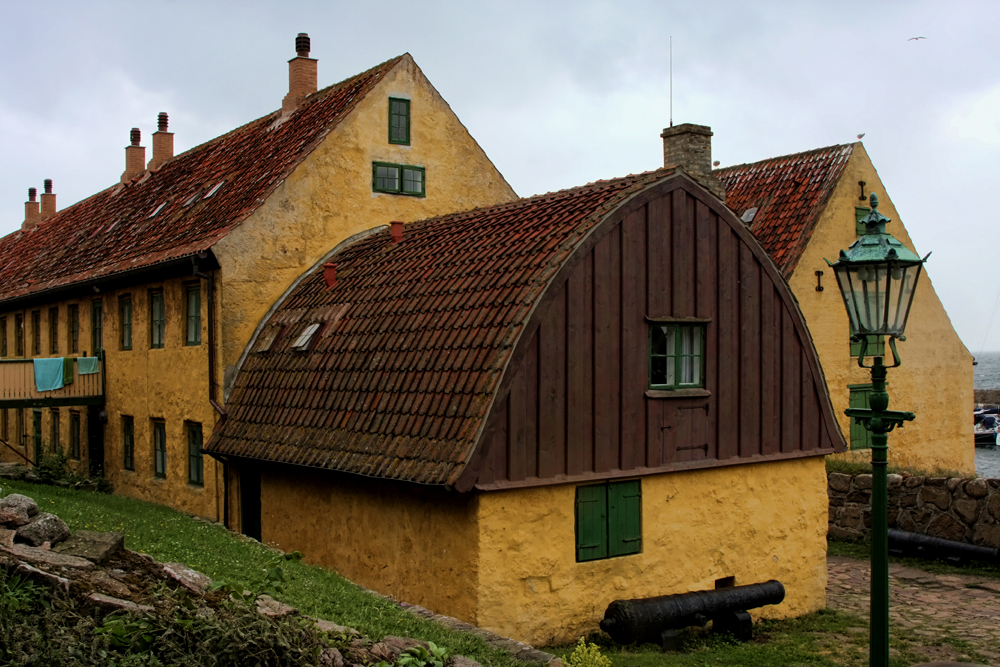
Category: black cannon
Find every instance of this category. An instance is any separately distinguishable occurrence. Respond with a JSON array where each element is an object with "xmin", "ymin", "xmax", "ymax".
[
  {"xmin": 599, "ymin": 580, "xmax": 785, "ymax": 649},
  {"xmin": 888, "ymin": 528, "xmax": 999, "ymax": 566}
]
